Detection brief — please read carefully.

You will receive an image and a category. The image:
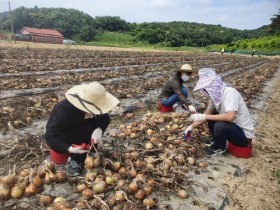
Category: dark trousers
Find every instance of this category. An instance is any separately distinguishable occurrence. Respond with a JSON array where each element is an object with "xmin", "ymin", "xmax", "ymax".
[
  {"xmin": 208, "ymin": 120, "xmax": 249, "ymax": 149},
  {"xmin": 66, "ymin": 114, "xmax": 110, "ymax": 163}
]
